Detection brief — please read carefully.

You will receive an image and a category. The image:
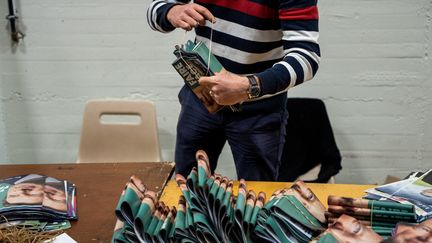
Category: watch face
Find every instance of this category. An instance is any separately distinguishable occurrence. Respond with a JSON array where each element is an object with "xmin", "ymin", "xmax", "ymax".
[
  {"xmin": 250, "ymin": 86, "xmax": 260, "ymax": 97},
  {"xmin": 247, "ymin": 75, "xmax": 260, "ymax": 99}
]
